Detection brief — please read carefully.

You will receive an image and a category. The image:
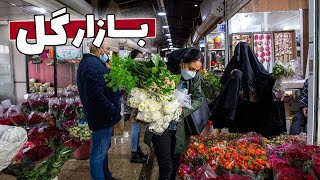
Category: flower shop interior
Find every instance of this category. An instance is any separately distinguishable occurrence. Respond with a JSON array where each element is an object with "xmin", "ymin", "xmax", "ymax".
[{"xmin": 1, "ymin": 0, "xmax": 320, "ymax": 180}]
